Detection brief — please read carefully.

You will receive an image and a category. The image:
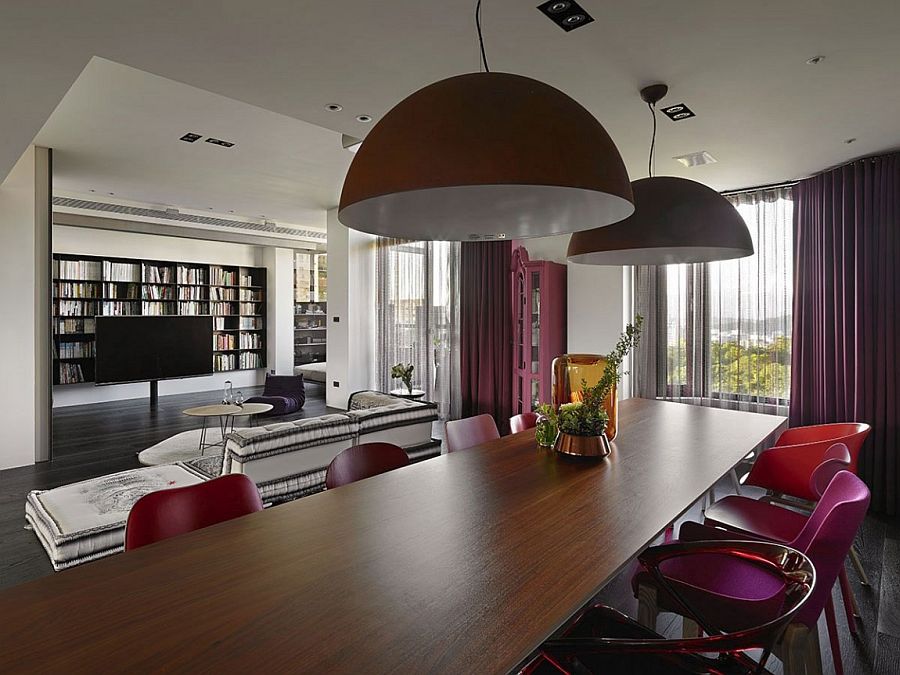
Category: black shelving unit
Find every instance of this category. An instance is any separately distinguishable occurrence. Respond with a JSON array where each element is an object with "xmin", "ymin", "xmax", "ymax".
[{"xmin": 52, "ymin": 253, "xmax": 267, "ymax": 384}]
